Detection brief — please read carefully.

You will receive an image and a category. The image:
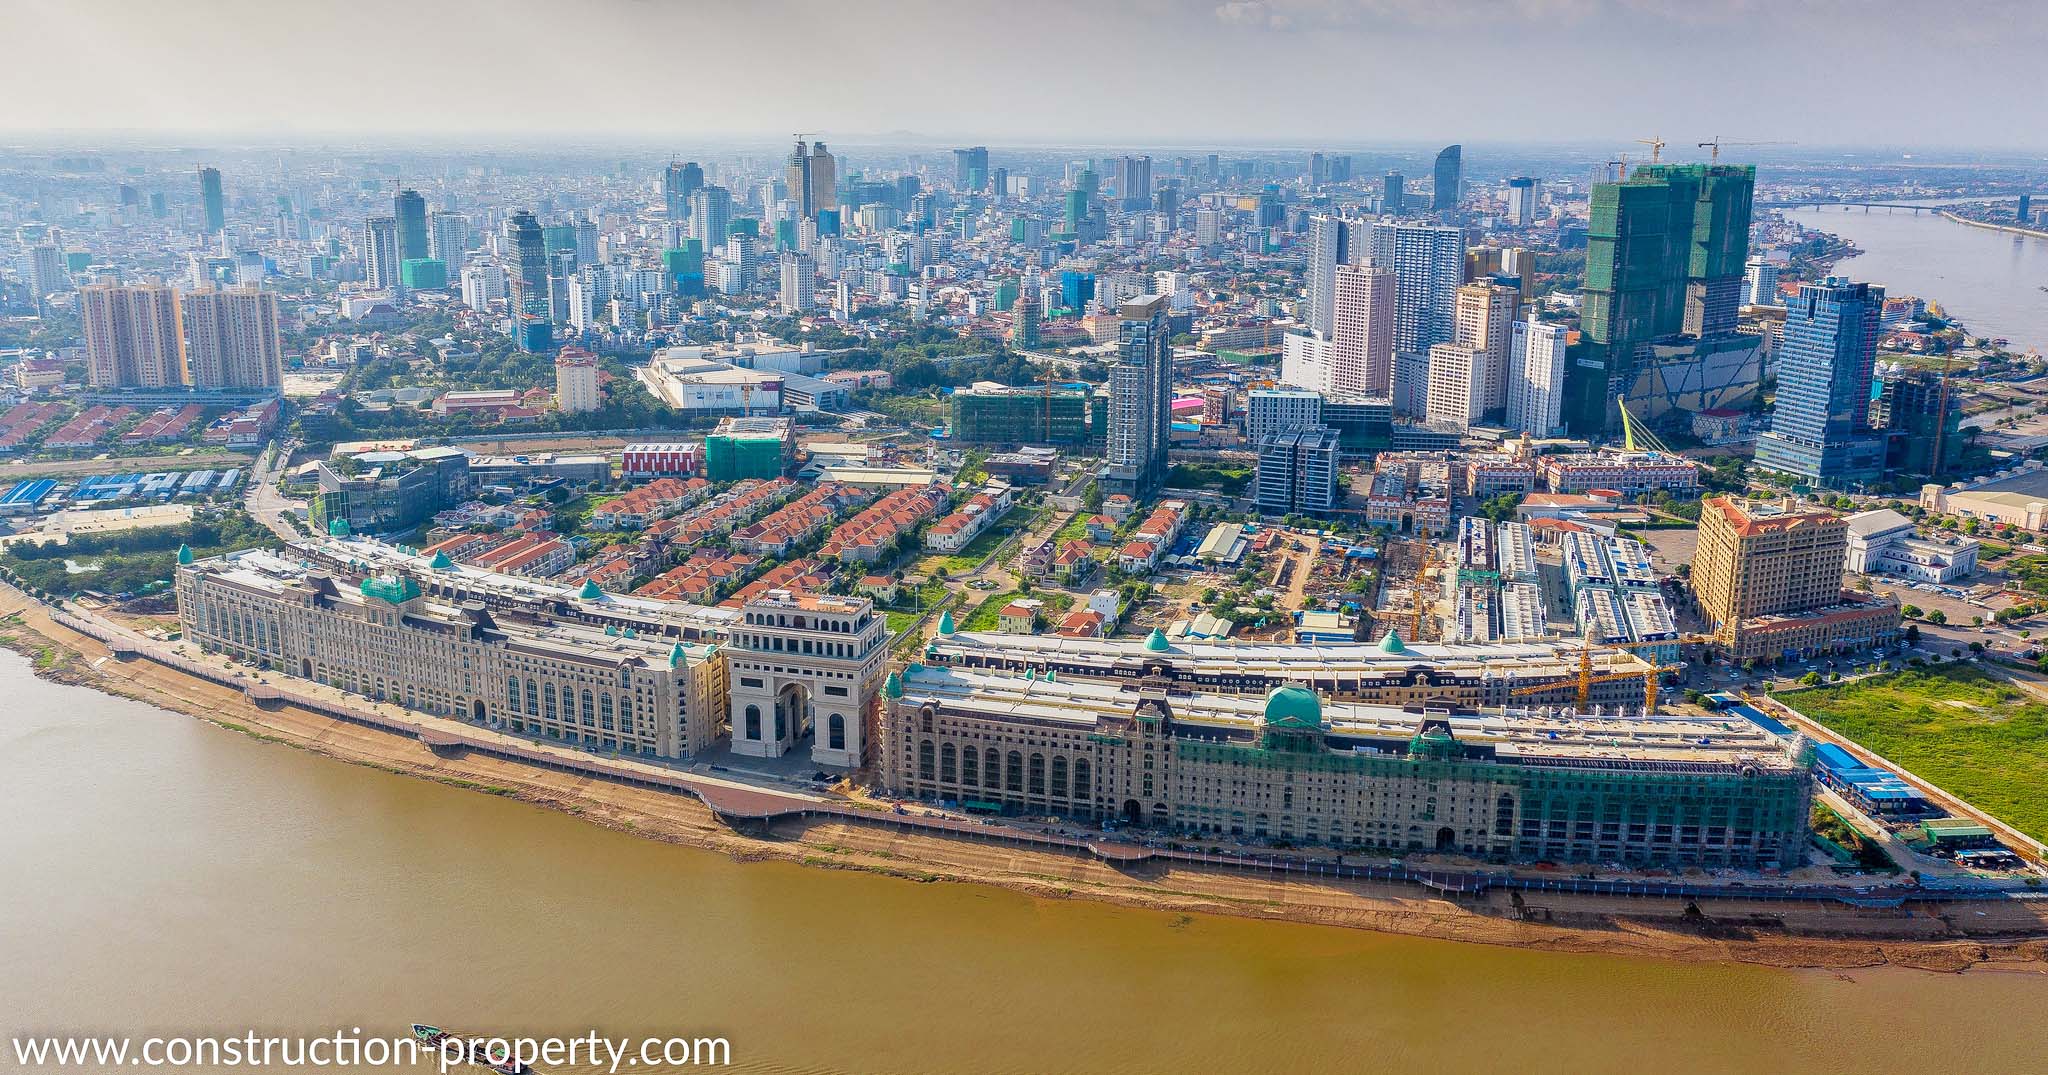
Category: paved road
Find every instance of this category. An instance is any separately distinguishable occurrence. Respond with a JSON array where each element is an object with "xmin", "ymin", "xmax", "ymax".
[{"xmin": 242, "ymin": 439, "xmax": 303, "ymax": 541}]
